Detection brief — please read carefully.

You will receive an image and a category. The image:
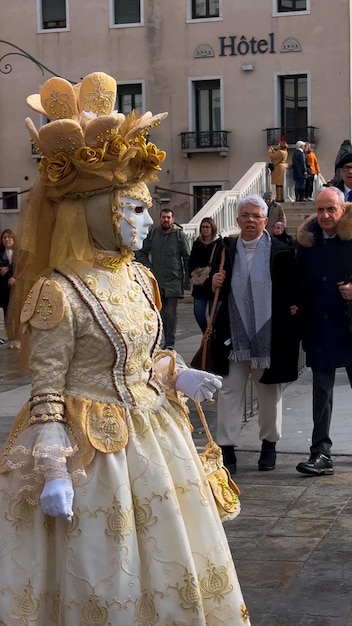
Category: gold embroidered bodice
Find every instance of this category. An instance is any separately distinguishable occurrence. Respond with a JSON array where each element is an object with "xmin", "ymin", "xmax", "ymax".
[{"xmin": 28, "ymin": 260, "xmax": 164, "ymax": 409}]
